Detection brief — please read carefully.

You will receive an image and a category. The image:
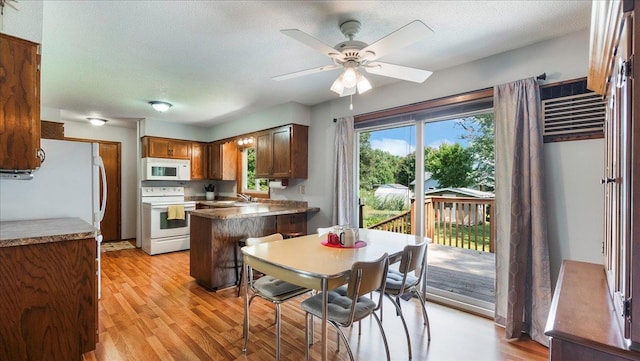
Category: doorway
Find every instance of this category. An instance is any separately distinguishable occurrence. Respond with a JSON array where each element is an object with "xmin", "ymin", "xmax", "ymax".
[{"xmin": 98, "ymin": 142, "xmax": 121, "ymax": 241}]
